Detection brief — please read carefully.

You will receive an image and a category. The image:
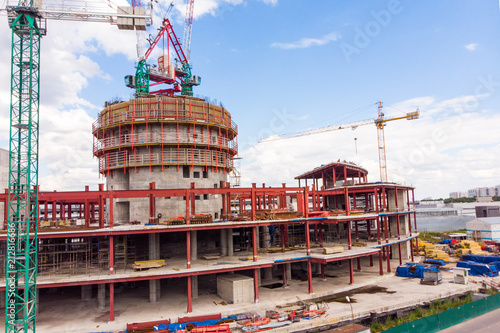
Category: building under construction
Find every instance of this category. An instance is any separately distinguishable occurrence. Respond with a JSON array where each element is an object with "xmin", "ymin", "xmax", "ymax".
[{"xmin": 0, "ymin": 95, "xmax": 418, "ymax": 324}]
